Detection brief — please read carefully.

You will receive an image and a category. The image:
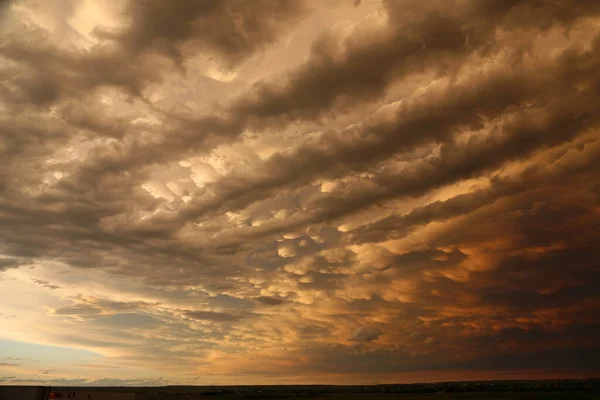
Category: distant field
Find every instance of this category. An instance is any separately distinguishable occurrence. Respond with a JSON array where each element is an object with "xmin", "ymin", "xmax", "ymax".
[
  {"xmin": 50, "ymin": 390, "xmax": 600, "ymax": 400},
  {"xmin": 50, "ymin": 381, "xmax": 600, "ymax": 400},
  {"xmin": 133, "ymin": 392, "xmax": 600, "ymax": 400}
]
